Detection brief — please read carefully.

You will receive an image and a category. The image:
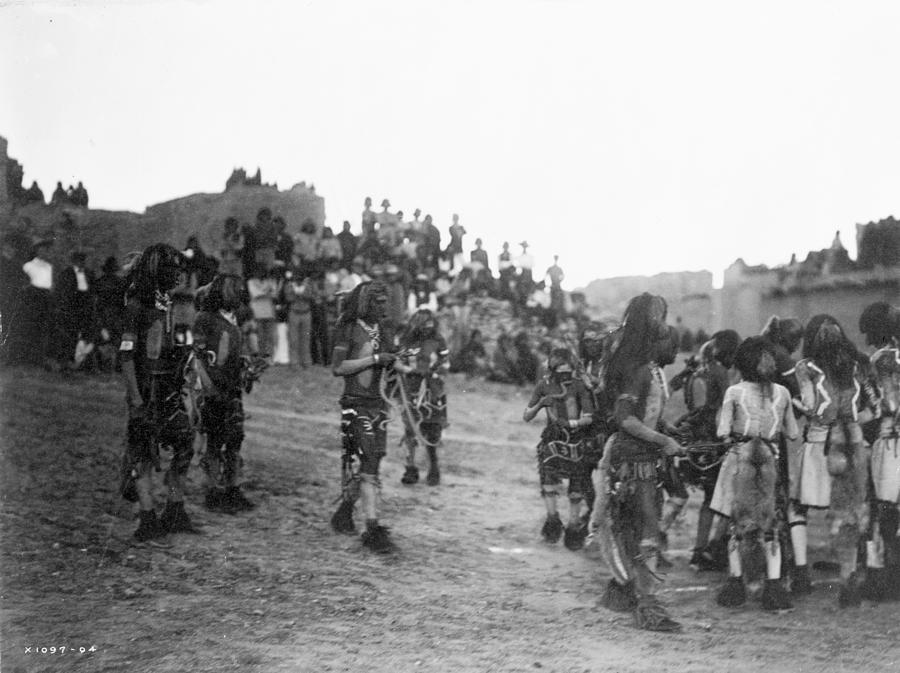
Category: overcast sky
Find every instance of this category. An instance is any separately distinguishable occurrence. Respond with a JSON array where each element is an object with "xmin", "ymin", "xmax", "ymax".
[{"xmin": 2, "ymin": 0, "xmax": 899, "ymax": 288}]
